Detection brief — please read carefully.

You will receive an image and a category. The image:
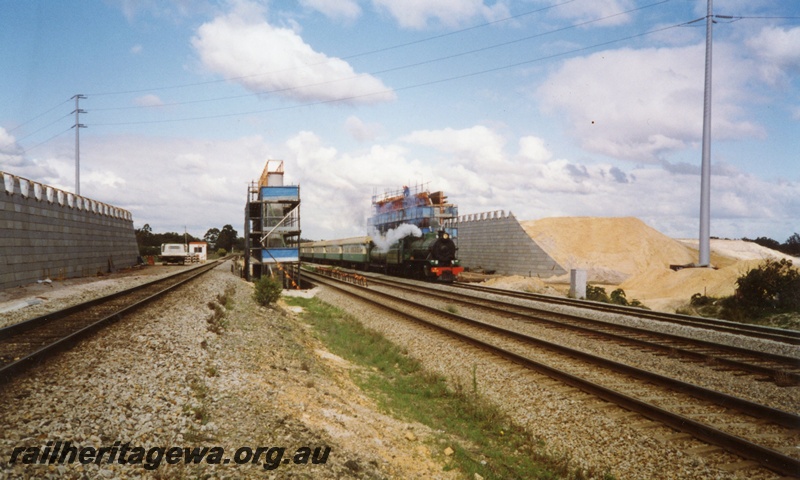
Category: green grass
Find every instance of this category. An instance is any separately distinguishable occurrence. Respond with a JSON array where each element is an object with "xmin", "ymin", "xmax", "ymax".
[{"xmin": 285, "ymin": 296, "xmax": 610, "ymax": 480}]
